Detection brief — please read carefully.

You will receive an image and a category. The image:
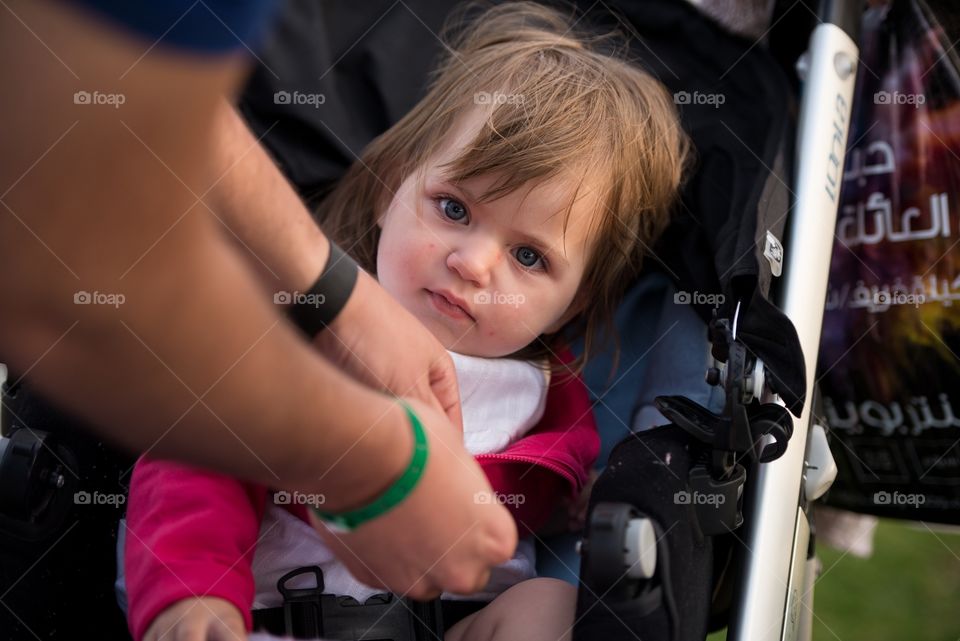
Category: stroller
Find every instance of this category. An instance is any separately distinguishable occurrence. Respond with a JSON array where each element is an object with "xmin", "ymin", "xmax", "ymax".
[
  {"xmin": 1, "ymin": 1, "xmax": 957, "ymax": 640},
  {"xmin": 240, "ymin": 1, "xmax": 849, "ymax": 637}
]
